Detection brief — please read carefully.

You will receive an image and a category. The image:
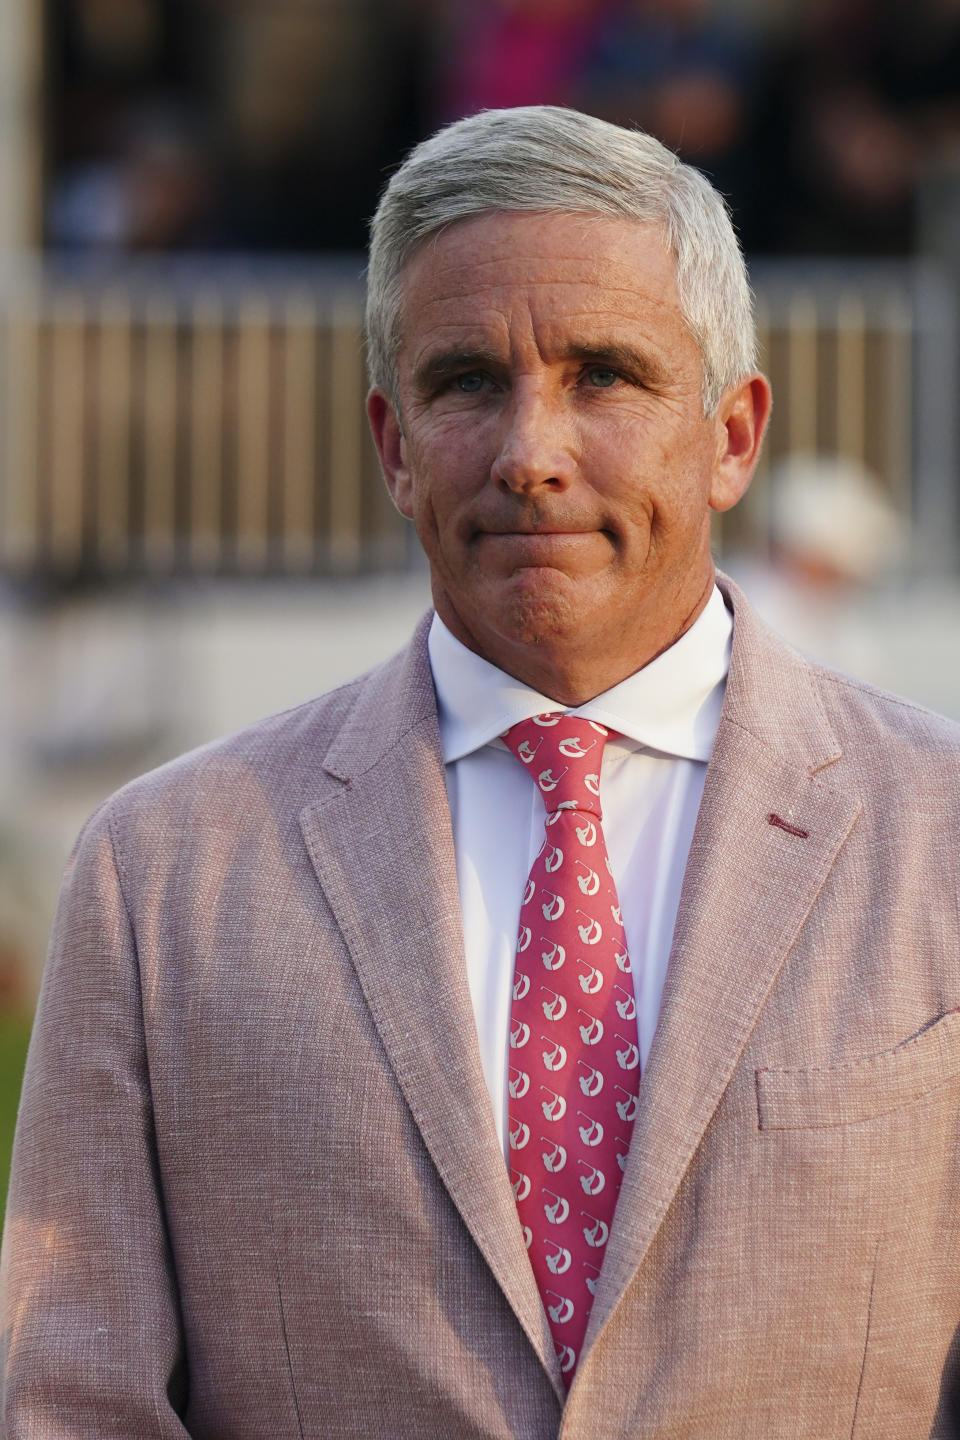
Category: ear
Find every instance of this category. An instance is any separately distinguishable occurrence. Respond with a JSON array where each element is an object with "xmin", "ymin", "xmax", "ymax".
[
  {"xmin": 708, "ymin": 372, "xmax": 772, "ymax": 513},
  {"xmin": 367, "ymin": 388, "xmax": 413, "ymax": 518}
]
